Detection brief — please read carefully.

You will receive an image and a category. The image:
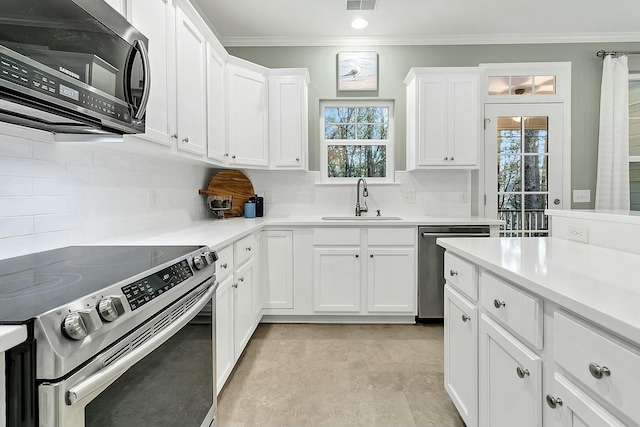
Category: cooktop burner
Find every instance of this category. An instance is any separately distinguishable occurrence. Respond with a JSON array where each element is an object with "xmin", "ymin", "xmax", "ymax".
[{"xmin": 0, "ymin": 245, "xmax": 202, "ymax": 323}]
